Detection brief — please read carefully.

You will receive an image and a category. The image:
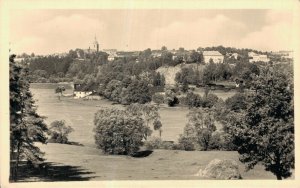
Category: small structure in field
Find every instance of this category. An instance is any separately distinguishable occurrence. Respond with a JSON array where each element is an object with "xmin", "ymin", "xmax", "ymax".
[{"xmin": 73, "ymin": 83, "xmax": 93, "ymax": 99}]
